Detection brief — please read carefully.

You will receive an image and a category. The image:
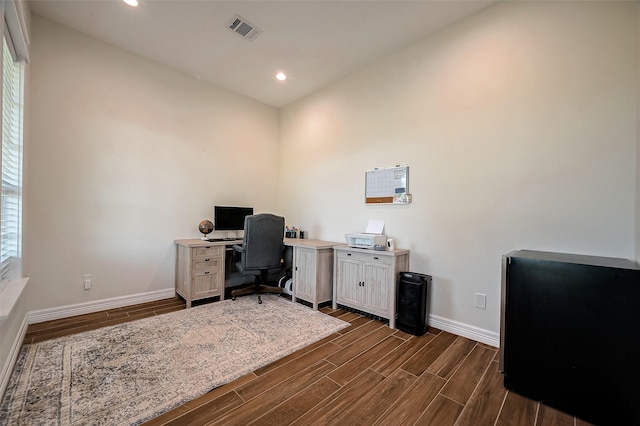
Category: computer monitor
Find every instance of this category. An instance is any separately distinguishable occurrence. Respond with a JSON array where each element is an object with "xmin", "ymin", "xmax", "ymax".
[{"xmin": 214, "ymin": 206, "xmax": 253, "ymax": 231}]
